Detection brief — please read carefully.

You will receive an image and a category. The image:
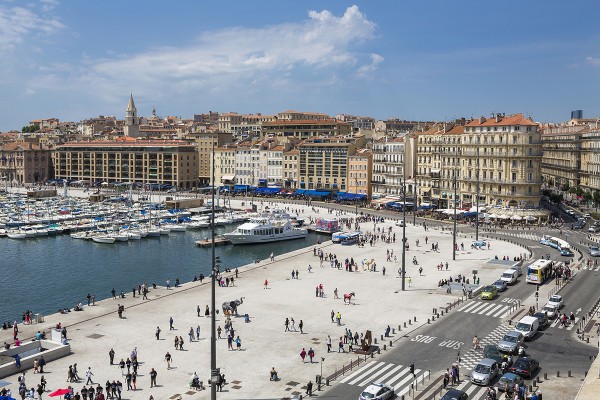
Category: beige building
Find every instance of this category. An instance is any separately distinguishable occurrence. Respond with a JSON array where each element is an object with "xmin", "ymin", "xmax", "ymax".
[
  {"xmin": 0, "ymin": 142, "xmax": 51, "ymax": 185},
  {"xmin": 262, "ymin": 119, "xmax": 352, "ymax": 142},
  {"xmin": 348, "ymin": 148, "xmax": 372, "ymax": 199},
  {"xmin": 461, "ymin": 114, "xmax": 542, "ymax": 208},
  {"xmin": 213, "ymin": 144, "xmax": 237, "ymax": 187},
  {"xmin": 297, "ymin": 135, "xmax": 365, "ymax": 191},
  {"xmin": 580, "ymin": 130, "xmax": 600, "ymax": 193},
  {"xmin": 193, "ymin": 132, "xmax": 233, "ymax": 186},
  {"xmin": 282, "ymin": 149, "xmax": 299, "ymax": 189},
  {"xmin": 541, "ymin": 127, "xmax": 584, "ymax": 189},
  {"xmin": 371, "ymin": 137, "xmax": 405, "ymax": 196},
  {"xmin": 52, "ymin": 137, "xmax": 199, "ymax": 189}
]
